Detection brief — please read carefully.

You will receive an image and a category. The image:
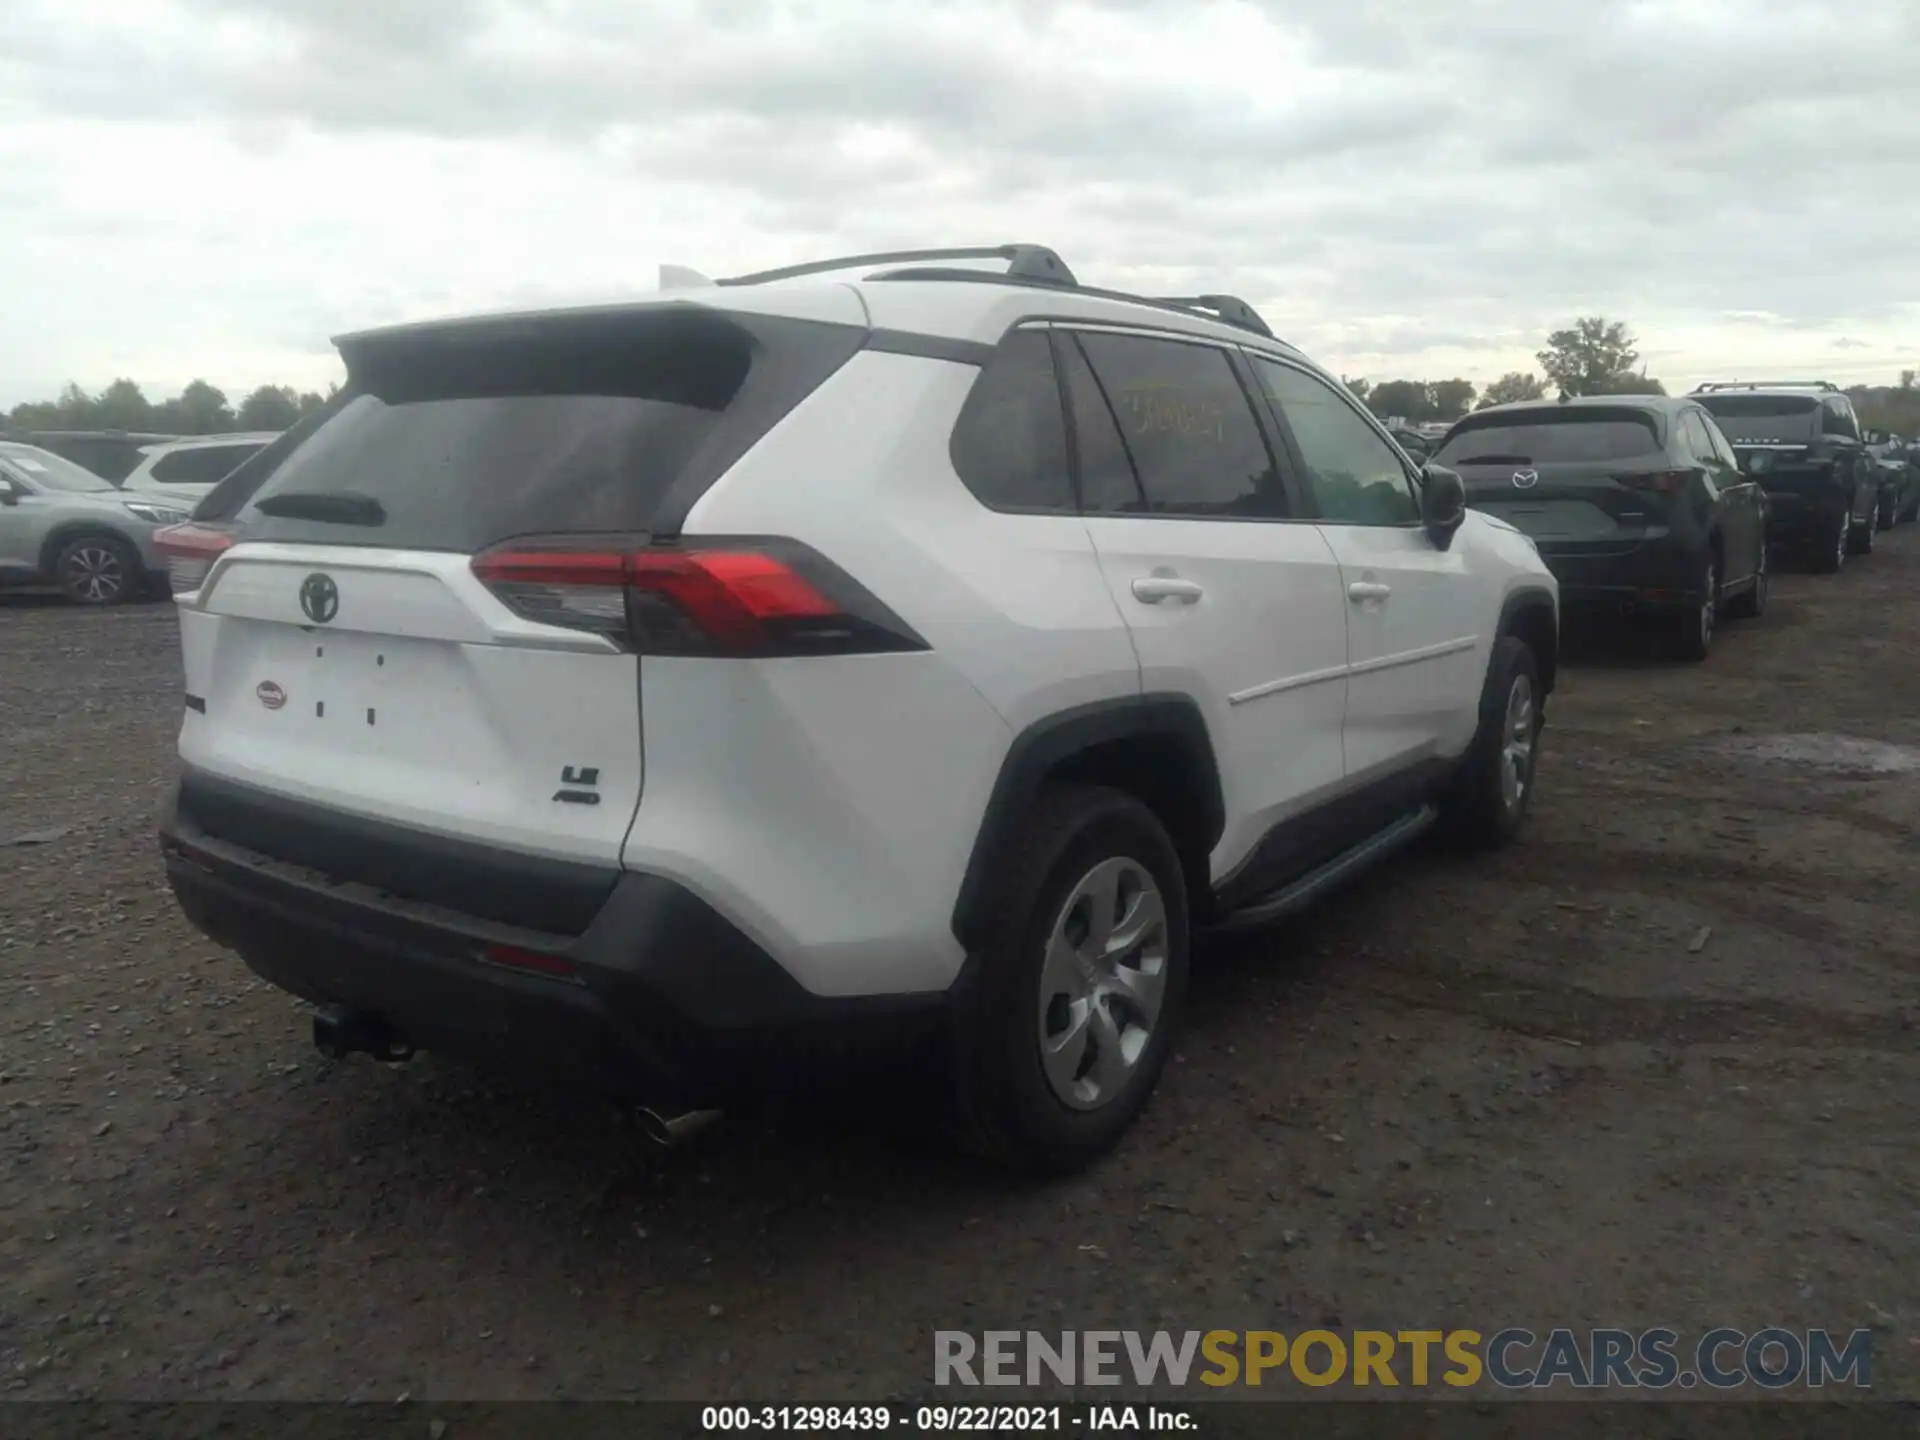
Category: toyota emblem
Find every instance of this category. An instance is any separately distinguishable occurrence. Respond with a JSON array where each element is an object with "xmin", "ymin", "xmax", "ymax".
[
  {"xmin": 299, "ymin": 572, "xmax": 339, "ymax": 624},
  {"xmin": 1511, "ymin": 469, "xmax": 1540, "ymax": 489}
]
